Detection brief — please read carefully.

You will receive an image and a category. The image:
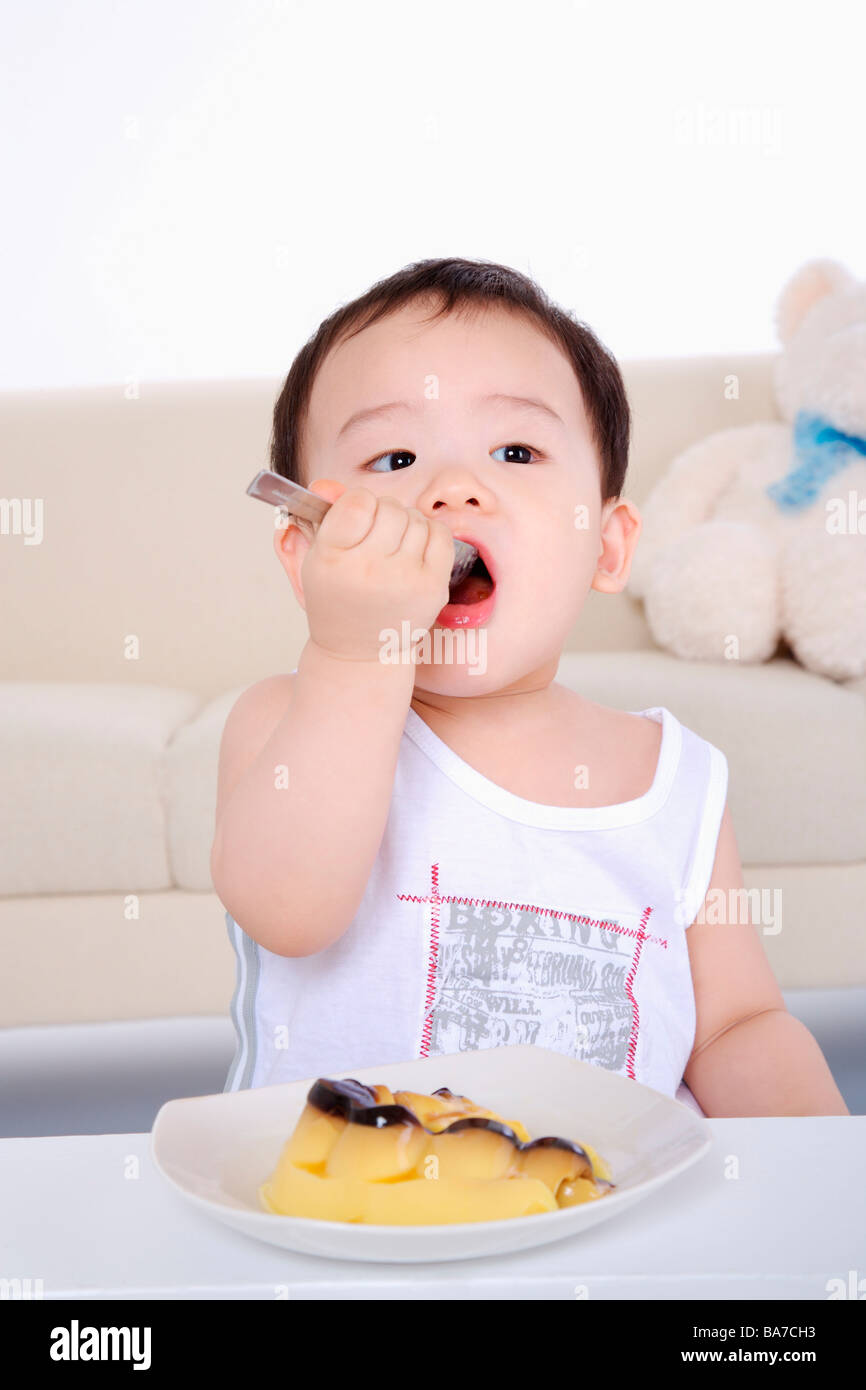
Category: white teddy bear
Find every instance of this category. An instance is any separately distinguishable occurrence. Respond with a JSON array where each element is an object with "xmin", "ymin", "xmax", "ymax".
[{"xmin": 627, "ymin": 259, "xmax": 866, "ymax": 681}]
